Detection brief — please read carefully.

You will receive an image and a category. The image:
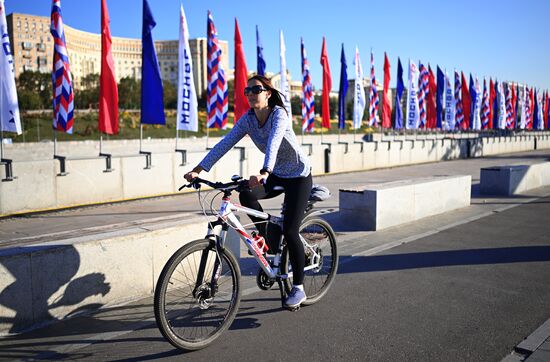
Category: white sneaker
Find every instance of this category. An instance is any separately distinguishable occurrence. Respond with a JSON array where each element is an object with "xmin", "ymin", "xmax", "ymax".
[{"xmin": 284, "ymin": 287, "xmax": 306, "ymax": 308}]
